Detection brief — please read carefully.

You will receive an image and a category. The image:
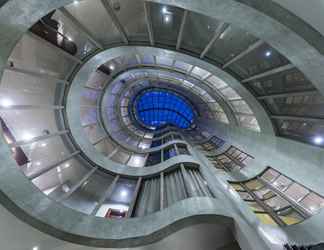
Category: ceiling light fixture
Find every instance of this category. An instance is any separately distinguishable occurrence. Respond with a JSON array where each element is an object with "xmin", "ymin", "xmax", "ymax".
[
  {"xmin": 22, "ymin": 132, "xmax": 34, "ymax": 141},
  {"xmin": 314, "ymin": 136, "xmax": 323, "ymax": 145},
  {"xmin": 164, "ymin": 15, "xmax": 171, "ymax": 23},
  {"xmin": 121, "ymin": 190, "xmax": 128, "ymax": 197},
  {"xmin": 162, "ymin": 6, "xmax": 168, "ymax": 14},
  {"xmin": 265, "ymin": 50, "xmax": 272, "ymax": 57},
  {"xmin": 109, "ymin": 64, "xmax": 115, "ymax": 71},
  {"xmin": 1, "ymin": 98, "xmax": 13, "ymax": 107}
]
